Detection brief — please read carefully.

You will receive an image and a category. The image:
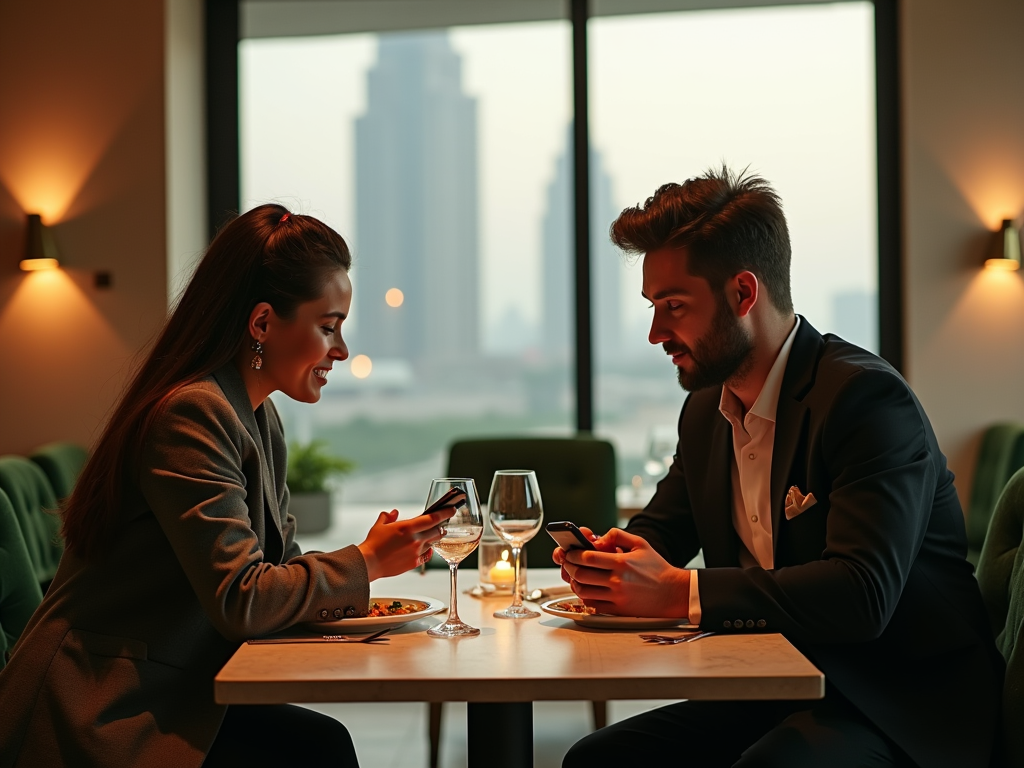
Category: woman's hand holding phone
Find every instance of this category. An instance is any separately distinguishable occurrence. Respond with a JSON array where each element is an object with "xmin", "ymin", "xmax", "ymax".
[{"xmin": 357, "ymin": 503, "xmax": 458, "ymax": 582}]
